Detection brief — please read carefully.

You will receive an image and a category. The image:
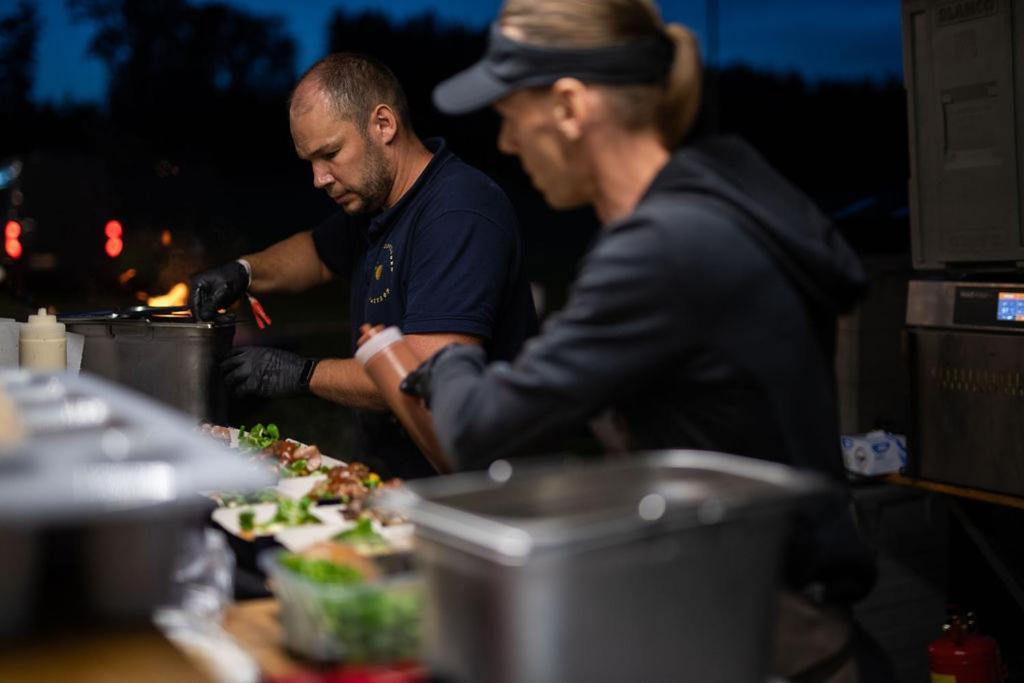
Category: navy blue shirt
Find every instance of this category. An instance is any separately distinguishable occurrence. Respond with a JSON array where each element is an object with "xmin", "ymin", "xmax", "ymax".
[{"xmin": 312, "ymin": 138, "xmax": 537, "ymax": 478}]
